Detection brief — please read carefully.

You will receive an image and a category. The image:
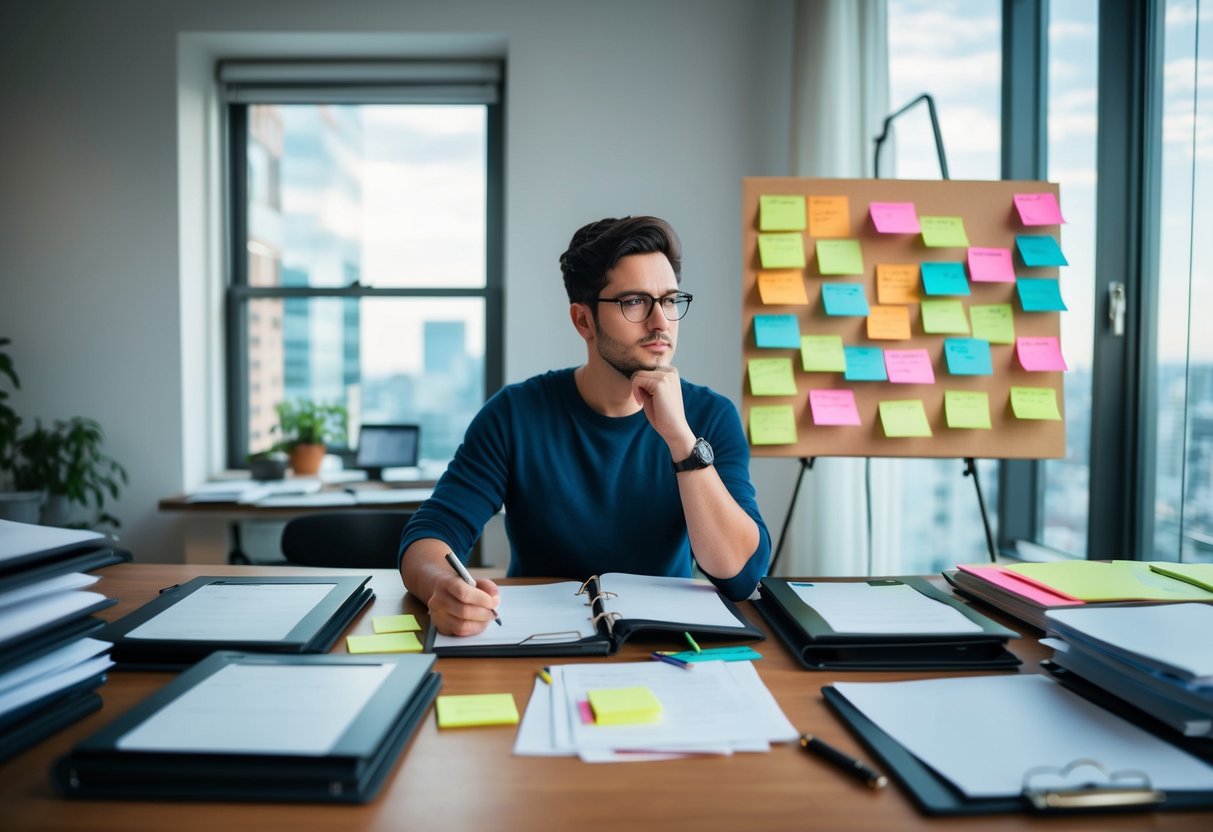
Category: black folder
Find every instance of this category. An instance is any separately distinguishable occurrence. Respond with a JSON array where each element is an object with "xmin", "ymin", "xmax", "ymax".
[
  {"xmin": 0, "ymin": 676, "xmax": 107, "ymax": 764},
  {"xmin": 100, "ymin": 575, "xmax": 374, "ymax": 670},
  {"xmin": 52, "ymin": 651, "xmax": 441, "ymax": 803},
  {"xmin": 753, "ymin": 577, "xmax": 1021, "ymax": 670},
  {"xmin": 0, "ymin": 544, "xmax": 131, "ymax": 594}
]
